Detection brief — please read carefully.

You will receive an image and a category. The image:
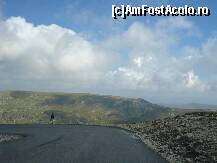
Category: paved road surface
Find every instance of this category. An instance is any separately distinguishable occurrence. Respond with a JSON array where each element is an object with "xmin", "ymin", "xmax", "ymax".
[{"xmin": 0, "ymin": 125, "xmax": 167, "ymax": 163}]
